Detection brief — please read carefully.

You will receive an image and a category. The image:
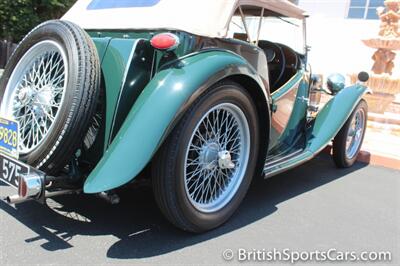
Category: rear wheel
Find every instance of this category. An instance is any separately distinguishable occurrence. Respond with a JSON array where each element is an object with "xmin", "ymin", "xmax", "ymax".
[
  {"xmin": 332, "ymin": 100, "xmax": 368, "ymax": 168},
  {"xmin": 152, "ymin": 81, "xmax": 260, "ymax": 232},
  {"xmin": 0, "ymin": 20, "xmax": 101, "ymax": 174}
]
